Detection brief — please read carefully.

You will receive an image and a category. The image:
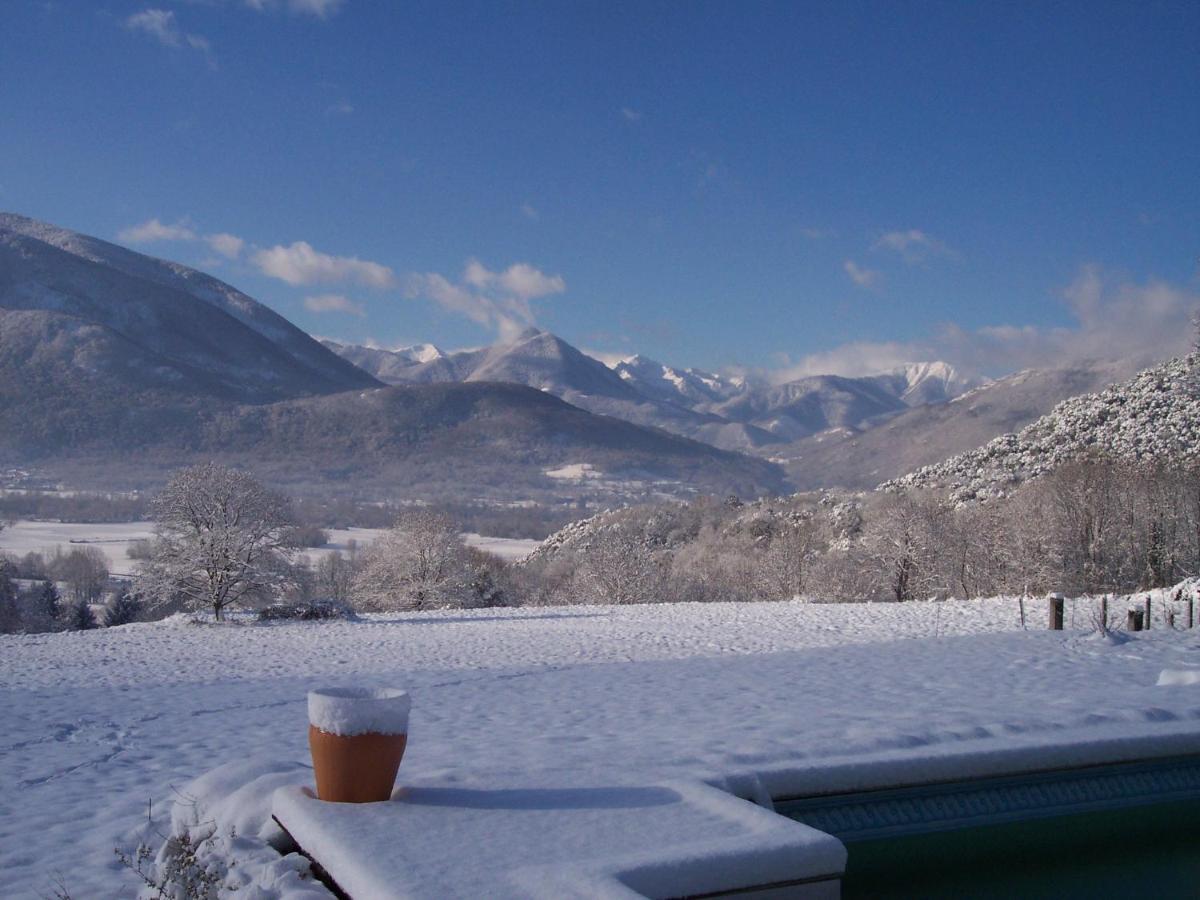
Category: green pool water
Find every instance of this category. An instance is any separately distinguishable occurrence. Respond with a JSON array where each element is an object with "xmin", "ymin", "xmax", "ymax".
[{"xmin": 837, "ymin": 799, "xmax": 1200, "ymax": 899}]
